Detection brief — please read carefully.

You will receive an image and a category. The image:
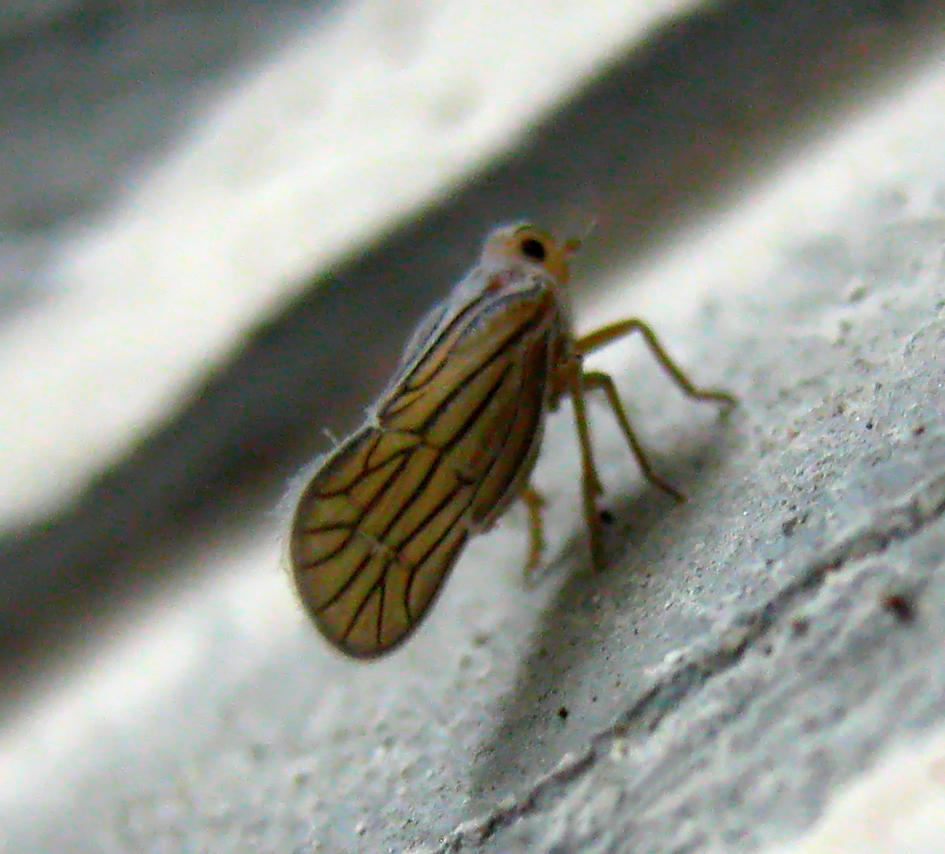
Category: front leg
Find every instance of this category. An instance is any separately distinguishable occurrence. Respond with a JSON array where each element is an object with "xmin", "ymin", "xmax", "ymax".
[
  {"xmin": 582, "ymin": 369, "xmax": 685, "ymax": 503},
  {"xmin": 561, "ymin": 358, "xmax": 607, "ymax": 570},
  {"xmin": 567, "ymin": 316, "xmax": 734, "ymax": 570},
  {"xmin": 576, "ymin": 317, "xmax": 737, "ymax": 410}
]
